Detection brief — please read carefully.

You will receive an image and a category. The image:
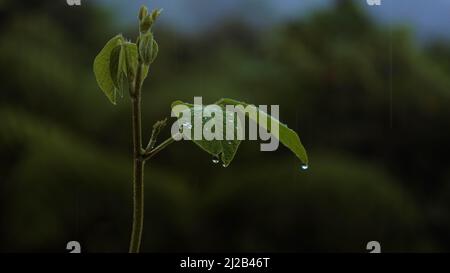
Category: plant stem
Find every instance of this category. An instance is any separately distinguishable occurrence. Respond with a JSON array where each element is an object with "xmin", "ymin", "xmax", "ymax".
[
  {"xmin": 143, "ymin": 135, "xmax": 177, "ymax": 161},
  {"xmin": 129, "ymin": 151, "xmax": 144, "ymax": 253},
  {"xmin": 129, "ymin": 64, "xmax": 144, "ymax": 253},
  {"xmin": 128, "ymin": 63, "xmax": 176, "ymax": 252}
]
